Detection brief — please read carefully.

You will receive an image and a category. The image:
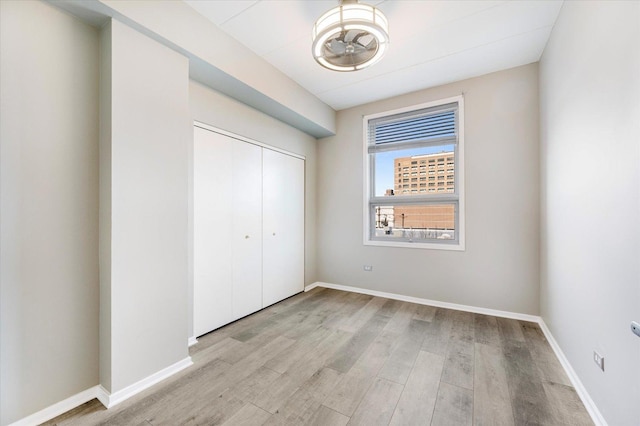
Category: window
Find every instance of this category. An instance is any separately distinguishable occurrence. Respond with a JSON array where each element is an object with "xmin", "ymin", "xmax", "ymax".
[{"xmin": 364, "ymin": 96, "xmax": 464, "ymax": 250}]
